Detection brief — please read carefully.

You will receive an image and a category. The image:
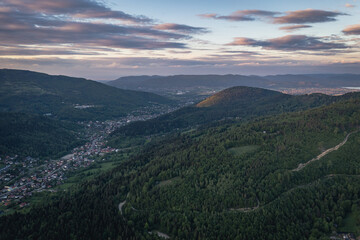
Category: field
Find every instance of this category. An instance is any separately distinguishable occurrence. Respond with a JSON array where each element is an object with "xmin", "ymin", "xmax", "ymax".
[
  {"xmin": 227, "ymin": 145, "xmax": 260, "ymax": 156},
  {"xmin": 340, "ymin": 211, "xmax": 360, "ymax": 235}
]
